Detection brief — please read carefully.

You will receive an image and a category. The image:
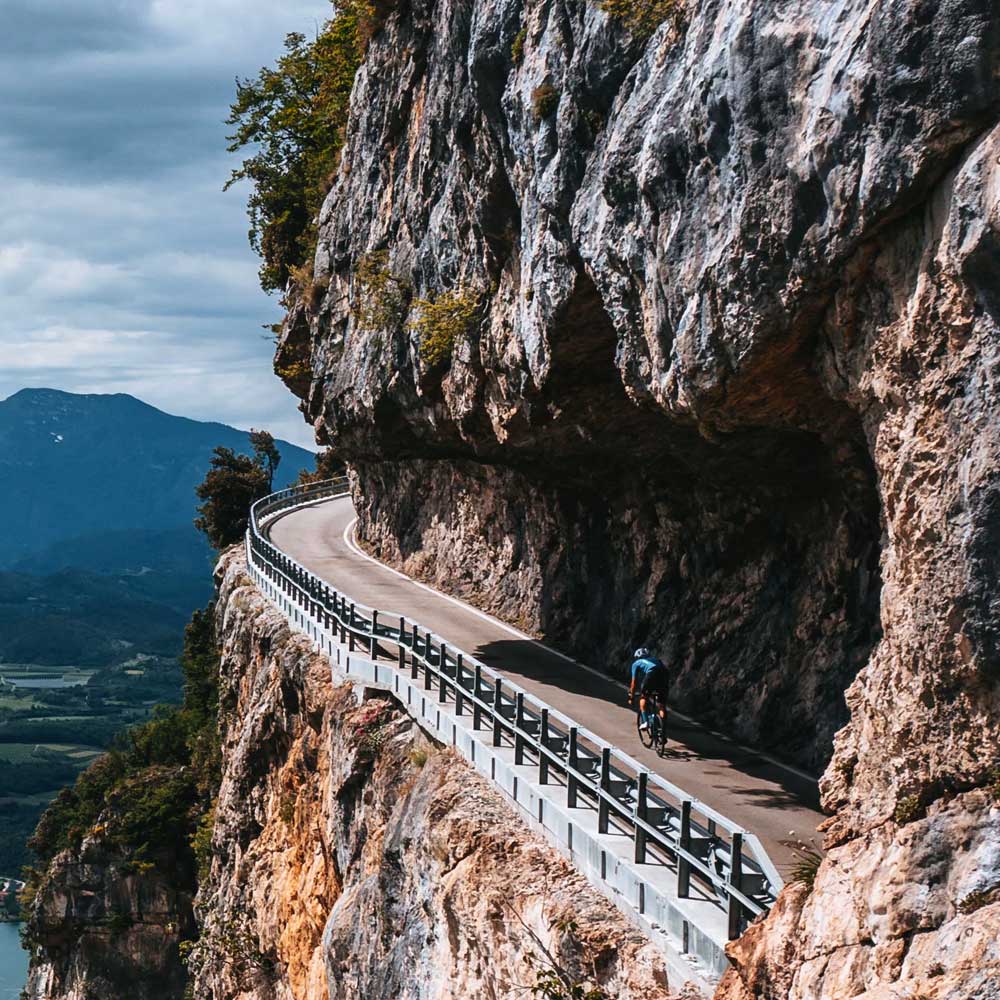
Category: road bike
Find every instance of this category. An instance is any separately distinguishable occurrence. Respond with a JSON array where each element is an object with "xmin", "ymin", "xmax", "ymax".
[{"xmin": 634, "ymin": 693, "xmax": 668, "ymax": 757}]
